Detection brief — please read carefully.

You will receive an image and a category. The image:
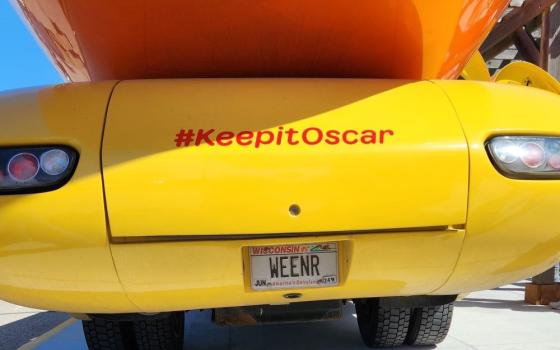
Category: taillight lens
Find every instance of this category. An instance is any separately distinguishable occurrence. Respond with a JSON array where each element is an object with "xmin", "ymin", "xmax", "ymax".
[
  {"xmin": 487, "ymin": 136, "xmax": 560, "ymax": 179},
  {"xmin": 40, "ymin": 149, "xmax": 70, "ymax": 176},
  {"xmin": 0, "ymin": 146, "xmax": 78, "ymax": 194},
  {"xmin": 8, "ymin": 153, "xmax": 40, "ymax": 182}
]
